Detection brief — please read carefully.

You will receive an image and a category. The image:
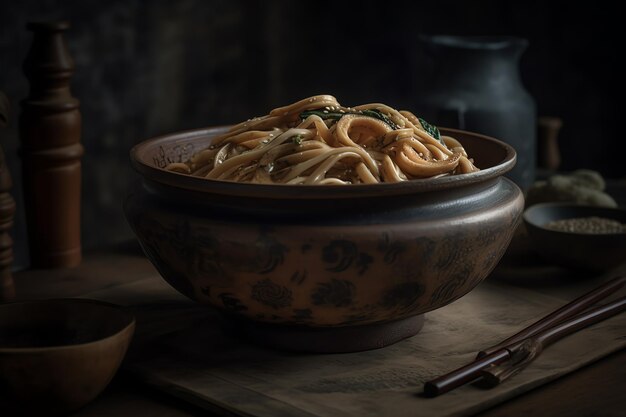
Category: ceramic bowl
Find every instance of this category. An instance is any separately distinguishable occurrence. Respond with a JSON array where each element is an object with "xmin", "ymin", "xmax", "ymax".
[
  {"xmin": 0, "ymin": 299, "xmax": 135, "ymax": 416},
  {"xmin": 125, "ymin": 127, "xmax": 523, "ymax": 352},
  {"xmin": 524, "ymin": 203, "xmax": 626, "ymax": 271}
]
